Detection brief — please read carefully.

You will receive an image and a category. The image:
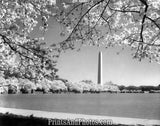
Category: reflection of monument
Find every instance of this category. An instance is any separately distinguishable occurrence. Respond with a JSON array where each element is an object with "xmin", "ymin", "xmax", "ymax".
[{"xmin": 97, "ymin": 51, "xmax": 103, "ymax": 86}]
